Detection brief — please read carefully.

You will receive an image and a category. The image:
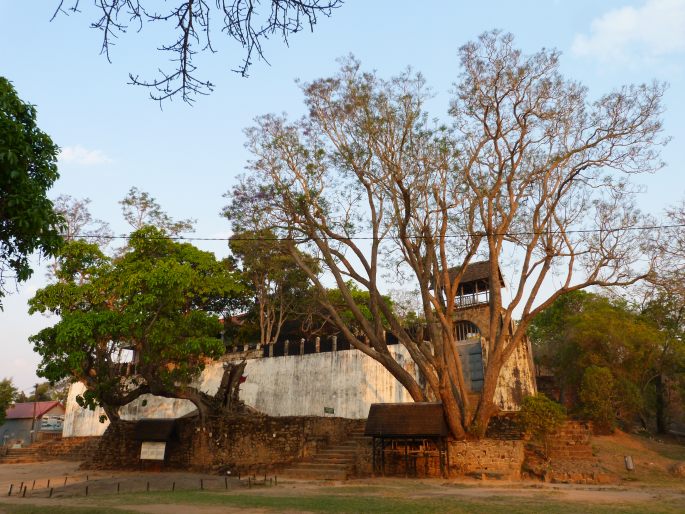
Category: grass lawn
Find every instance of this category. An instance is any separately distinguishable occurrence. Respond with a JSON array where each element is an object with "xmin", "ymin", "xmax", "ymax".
[{"xmin": 2, "ymin": 485, "xmax": 685, "ymax": 514}]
